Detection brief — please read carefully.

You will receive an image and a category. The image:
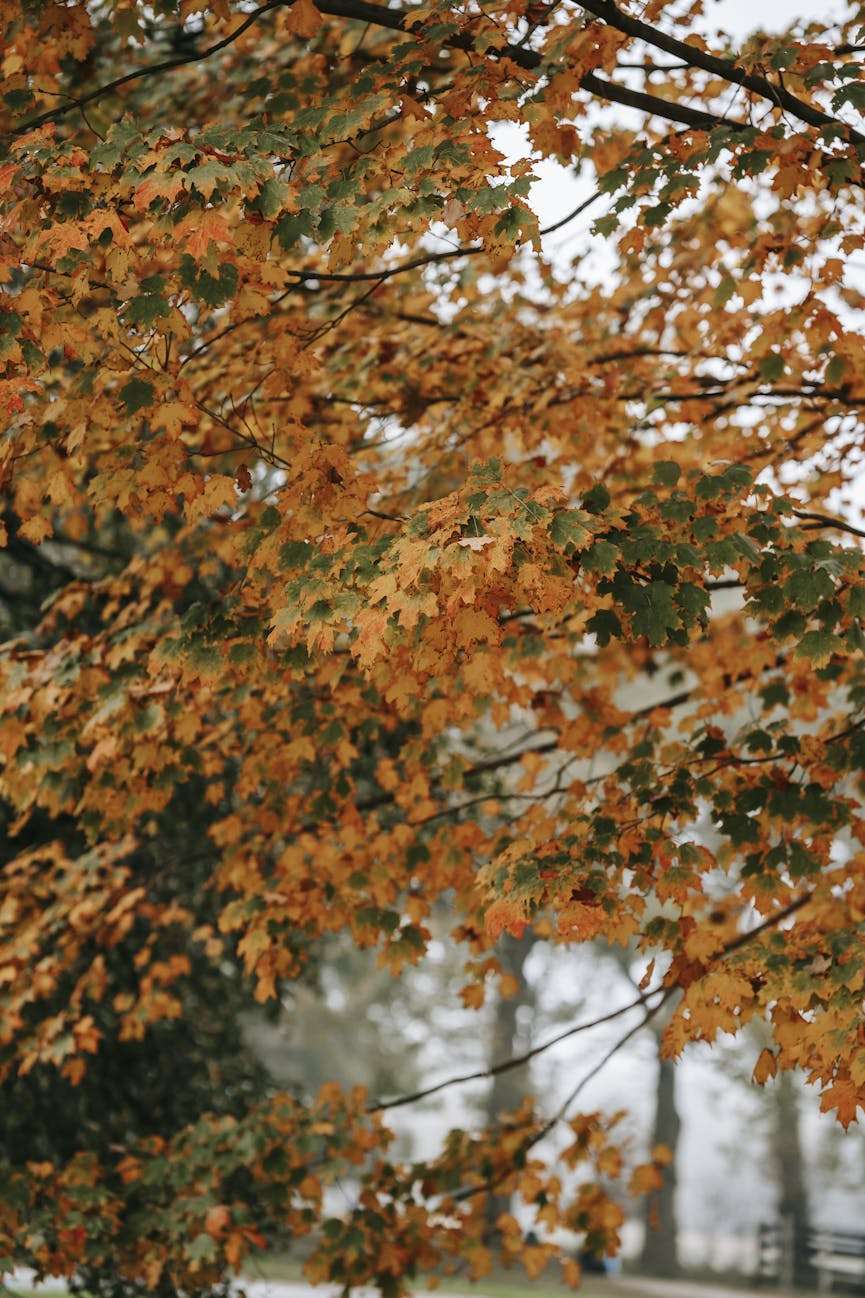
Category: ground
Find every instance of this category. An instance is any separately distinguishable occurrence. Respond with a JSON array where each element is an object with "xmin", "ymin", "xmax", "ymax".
[
  {"xmin": 237, "ymin": 1259, "xmax": 815, "ymax": 1298},
  {"xmin": 3, "ymin": 1264, "xmax": 819, "ymax": 1298}
]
